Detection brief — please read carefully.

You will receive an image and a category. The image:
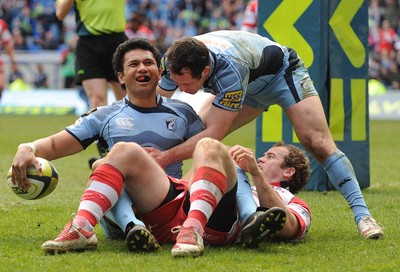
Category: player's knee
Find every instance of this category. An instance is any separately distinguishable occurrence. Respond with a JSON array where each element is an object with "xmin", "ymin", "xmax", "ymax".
[
  {"xmin": 302, "ymin": 134, "xmax": 335, "ymax": 161},
  {"xmin": 195, "ymin": 138, "xmax": 226, "ymax": 160},
  {"xmin": 108, "ymin": 142, "xmax": 143, "ymax": 162}
]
